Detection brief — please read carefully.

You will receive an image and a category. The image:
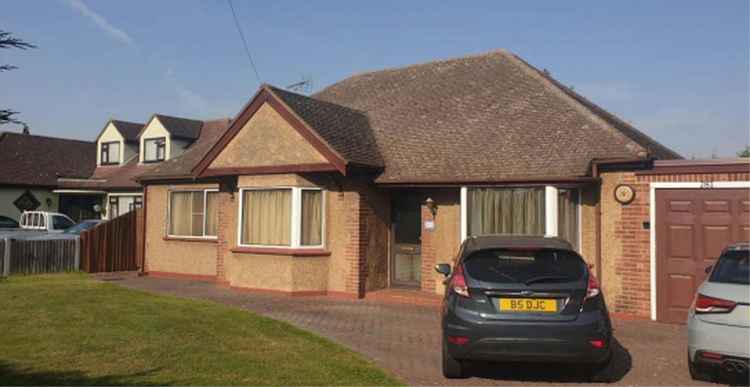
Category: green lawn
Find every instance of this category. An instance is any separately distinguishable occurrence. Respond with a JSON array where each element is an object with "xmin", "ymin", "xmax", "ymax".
[{"xmin": 0, "ymin": 273, "xmax": 401, "ymax": 386}]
